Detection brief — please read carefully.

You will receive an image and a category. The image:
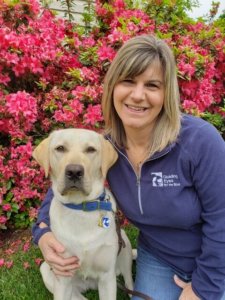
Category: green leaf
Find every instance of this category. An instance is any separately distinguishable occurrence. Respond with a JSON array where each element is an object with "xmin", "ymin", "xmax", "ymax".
[
  {"xmin": 11, "ymin": 203, "xmax": 19, "ymax": 213},
  {"xmin": 5, "ymin": 192, "xmax": 13, "ymax": 202}
]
